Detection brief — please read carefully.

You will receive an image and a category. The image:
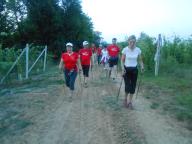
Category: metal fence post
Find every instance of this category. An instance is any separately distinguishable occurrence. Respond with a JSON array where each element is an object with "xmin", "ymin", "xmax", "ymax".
[
  {"xmin": 155, "ymin": 34, "xmax": 162, "ymax": 76},
  {"xmin": 43, "ymin": 45, "xmax": 47, "ymax": 71},
  {"xmin": 26, "ymin": 44, "xmax": 29, "ymax": 79}
]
